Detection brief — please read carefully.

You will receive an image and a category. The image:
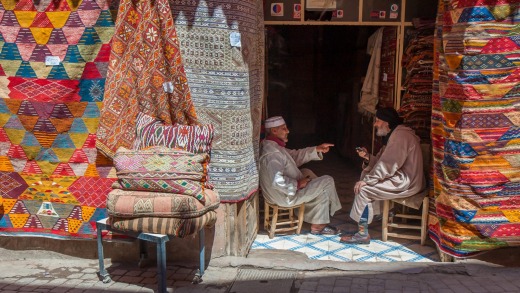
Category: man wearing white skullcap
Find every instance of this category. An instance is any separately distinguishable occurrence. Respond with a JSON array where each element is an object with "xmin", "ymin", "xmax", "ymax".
[
  {"xmin": 259, "ymin": 116, "xmax": 342, "ymax": 235},
  {"xmin": 264, "ymin": 116, "xmax": 286, "ymax": 129}
]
